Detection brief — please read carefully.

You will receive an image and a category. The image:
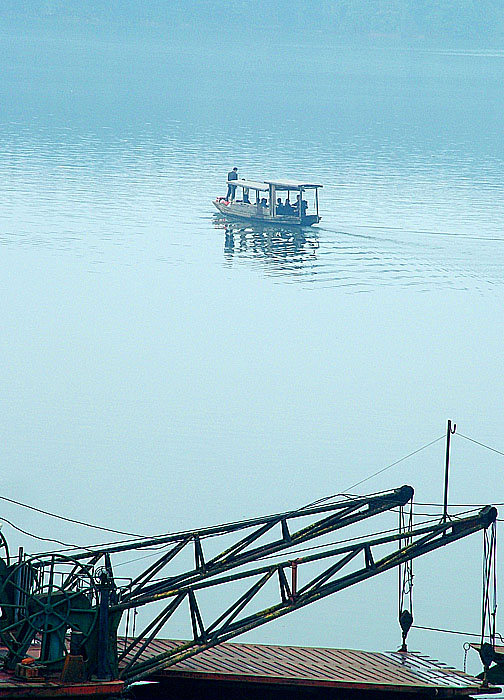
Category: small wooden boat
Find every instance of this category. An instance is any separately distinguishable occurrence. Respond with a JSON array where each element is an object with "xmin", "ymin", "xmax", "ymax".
[{"xmin": 213, "ymin": 178, "xmax": 322, "ymax": 226}]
